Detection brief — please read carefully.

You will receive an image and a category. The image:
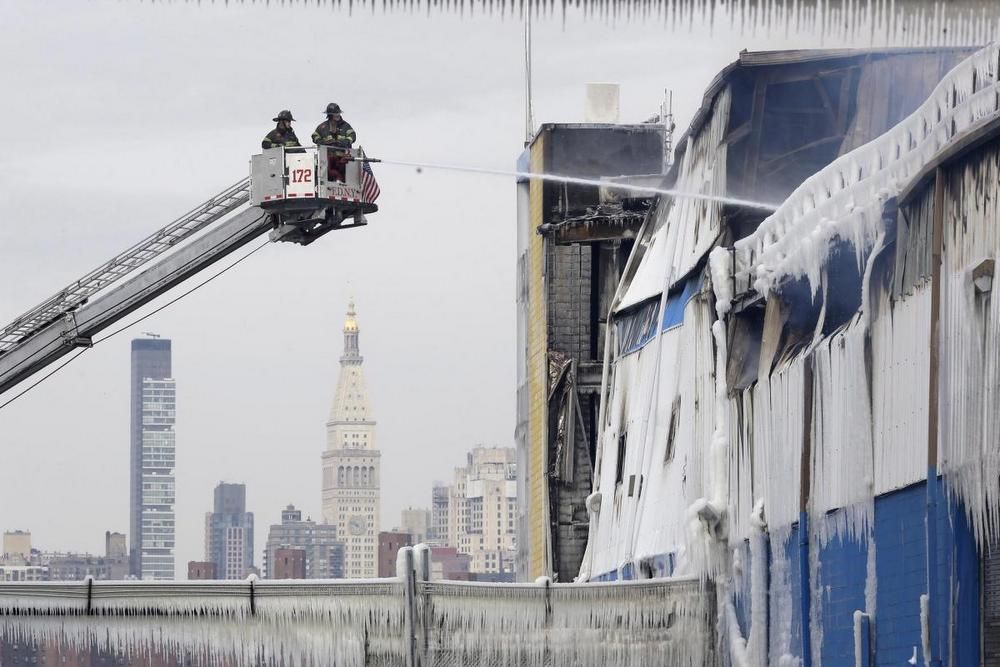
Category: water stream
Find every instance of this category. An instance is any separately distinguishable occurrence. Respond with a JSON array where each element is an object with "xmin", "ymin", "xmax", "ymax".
[{"xmin": 377, "ymin": 159, "xmax": 780, "ymax": 212}]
